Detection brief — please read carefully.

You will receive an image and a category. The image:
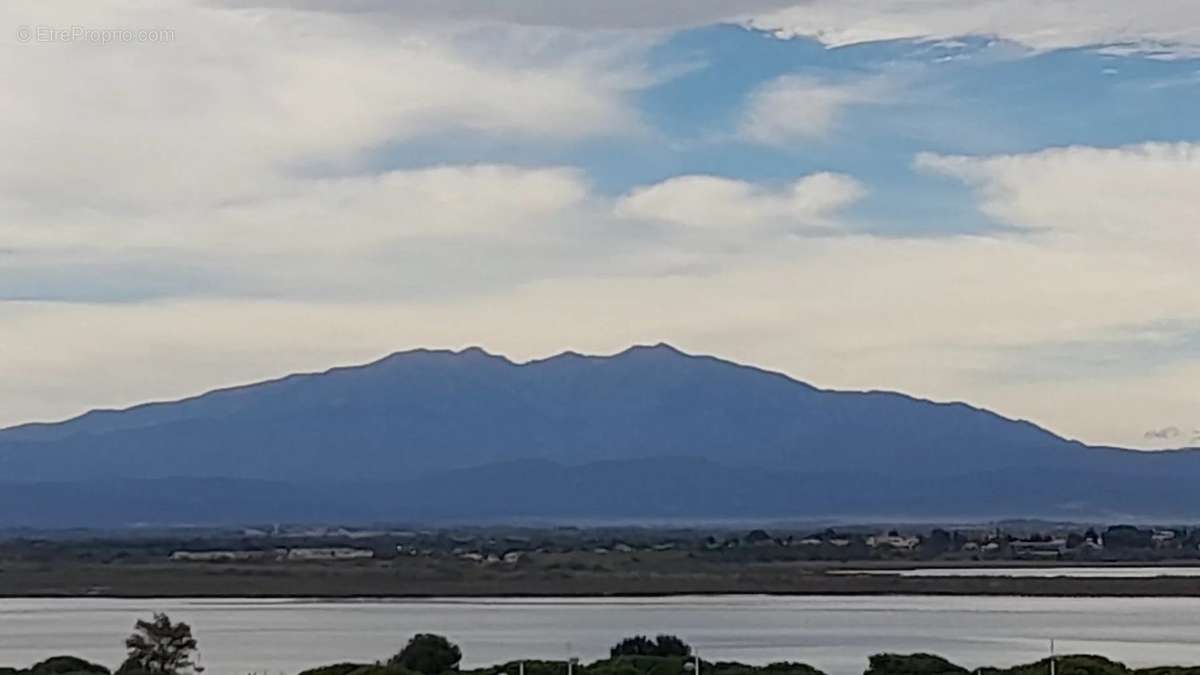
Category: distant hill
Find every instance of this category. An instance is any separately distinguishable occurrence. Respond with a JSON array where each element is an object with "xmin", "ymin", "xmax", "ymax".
[{"xmin": 1, "ymin": 344, "xmax": 1196, "ymax": 526}]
